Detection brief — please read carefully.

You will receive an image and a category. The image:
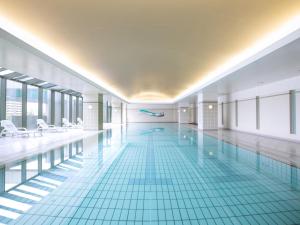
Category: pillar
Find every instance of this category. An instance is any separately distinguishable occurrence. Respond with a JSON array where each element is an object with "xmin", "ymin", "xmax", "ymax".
[
  {"xmin": 0, "ymin": 78, "xmax": 6, "ymax": 122},
  {"xmin": 121, "ymin": 102, "xmax": 127, "ymax": 124},
  {"xmin": 38, "ymin": 87, "xmax": 43, "ymax": 119},
  {"xmin": 38, "ymin": 153, "xmax": 42, "ymax": 174},
  {"xmin": 178, "ymin": 102, "xmax": 190, "ymax": 124},
  {"xmin": 83, "ymin": 93, "xmax": 103, "ymax": 130},
  {"xmin": 111, "ymin": 102, "xmax": 121, "ymax": 124},
  {"xmin": 21, "ymin": 160, "xmax": 26, "ymax": 182},
  {"xmin": 198, "ymin": 92, "xmax": 218, "ymax": 130},
  {"xmin": 0, "ymin": 166, "xmax": 5, "ymax": 193},
  {"xmin": 22, "ymin": 83, "xmax": 27, "ymax": 128},
  {"xmin": 217, "ymin": 94, "xmax": 228, "ymax": 129}
]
